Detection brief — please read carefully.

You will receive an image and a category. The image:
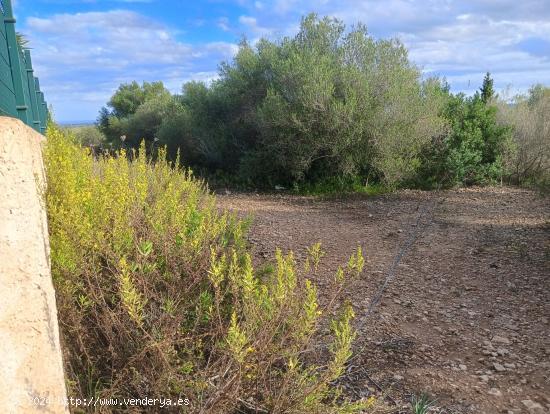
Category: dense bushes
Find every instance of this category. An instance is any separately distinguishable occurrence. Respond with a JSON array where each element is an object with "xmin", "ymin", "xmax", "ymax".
[
  {"xmin": 98, "ymin": 81, "xmax": 174, "ymax": 148},
  {"xmin": 96, "ymin": 13, "xmax": 548, "ymax": 192},
  {"xmin": 68, "ymin": 125, "xmax": 106, "ymax": 147},
  {"xmin": 44, "ymin": 125, "xmax": 377, "ymax": 413},
  {"xmin": 98, "ymin": 14, "xmax": 446, "ymax": 188},
  {"xmin": 416, "ymin": 75, "xmax": 513, "ymax": 188},
  {"xmin": 497, "ymin": 85, "xmax": 550, "ymax": 189}
]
